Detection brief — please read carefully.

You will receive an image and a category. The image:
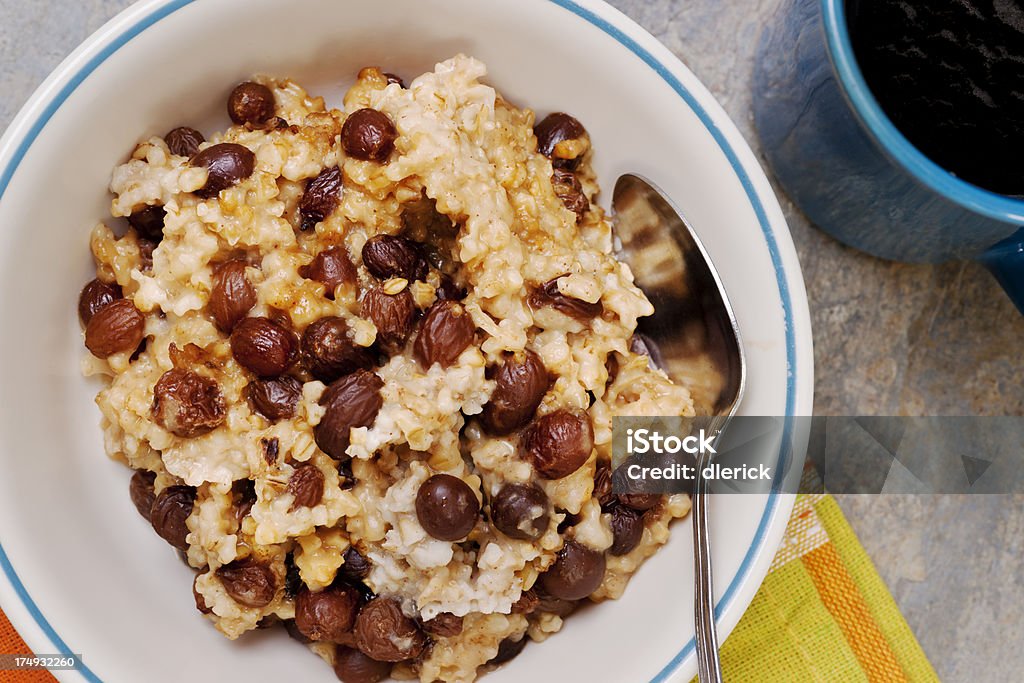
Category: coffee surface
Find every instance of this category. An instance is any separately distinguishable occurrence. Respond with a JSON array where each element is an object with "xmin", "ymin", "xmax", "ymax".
[{"xmin": 848, "ymin": 0, "xmax": 1024, "ymax": 197}]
